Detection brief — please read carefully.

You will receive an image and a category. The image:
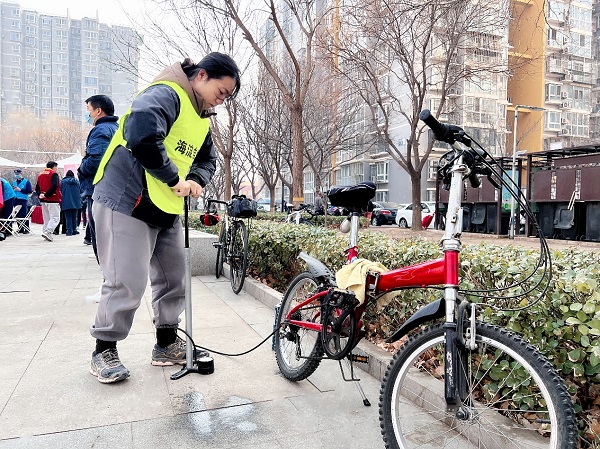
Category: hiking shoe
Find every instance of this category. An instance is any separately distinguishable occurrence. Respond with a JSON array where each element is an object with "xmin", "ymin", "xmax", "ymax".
[
  {"xmin": 152, "ymin": 338, "xmax": 187, "ymax": 366},
  {"xmin": 42, "ymin": 231, "xmax": 53, "ymax": 242},
  {"xmin": 90, "ymin": 348, "xmax": 130, "ymax": 383},
  {"xmin": 83, "ymin": 238, "xmax": 92, "ymax": 245},
  {"xmin": 151, "ymin": 338, "xmax": 209, "ymax": 366}
]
